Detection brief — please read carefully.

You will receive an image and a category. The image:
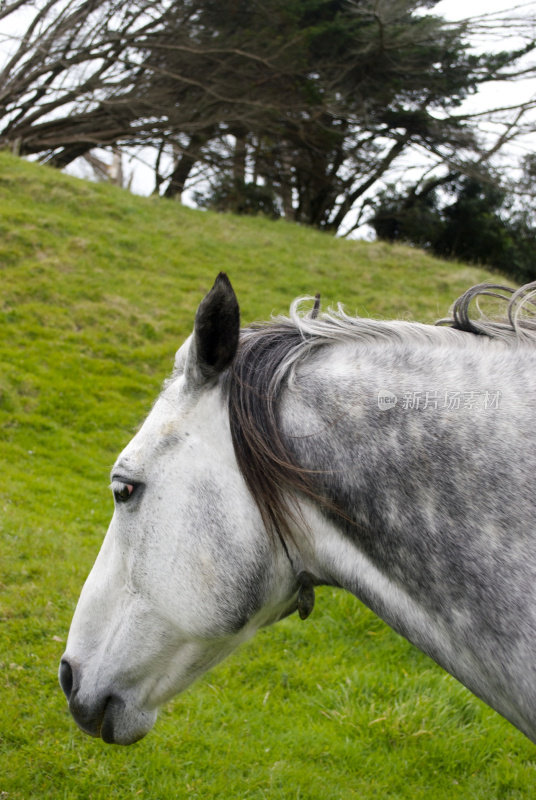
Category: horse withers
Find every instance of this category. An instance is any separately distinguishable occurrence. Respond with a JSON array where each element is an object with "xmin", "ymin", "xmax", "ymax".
[{"xmin": 59, "ymin": 274, "xmax": 536, "ymax": 745}]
